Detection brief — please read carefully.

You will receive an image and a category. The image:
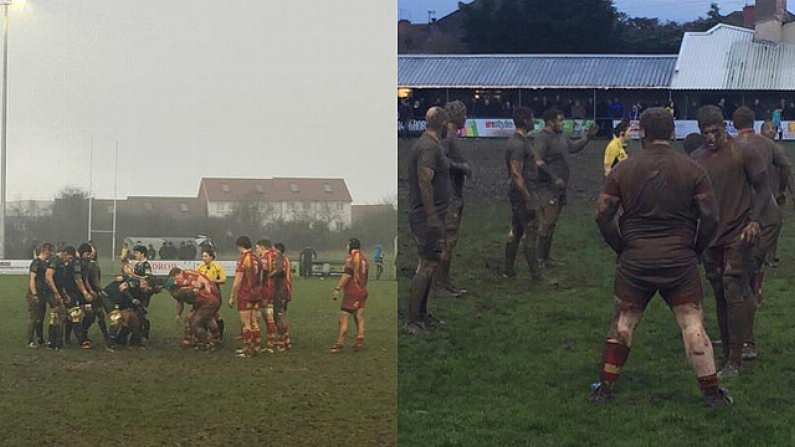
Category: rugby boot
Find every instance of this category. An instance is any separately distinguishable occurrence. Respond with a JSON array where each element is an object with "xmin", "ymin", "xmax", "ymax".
[
  {"xmin": 704, "ymin": 387, "xmax": 734, "ymax": 410},
  {"xmin": 588, "ymin": 382, "xmax": 614, "ymax": 404},
  {"xmin": 717, "ymin": 362, "xmax": 740, "ymax": 379}
]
